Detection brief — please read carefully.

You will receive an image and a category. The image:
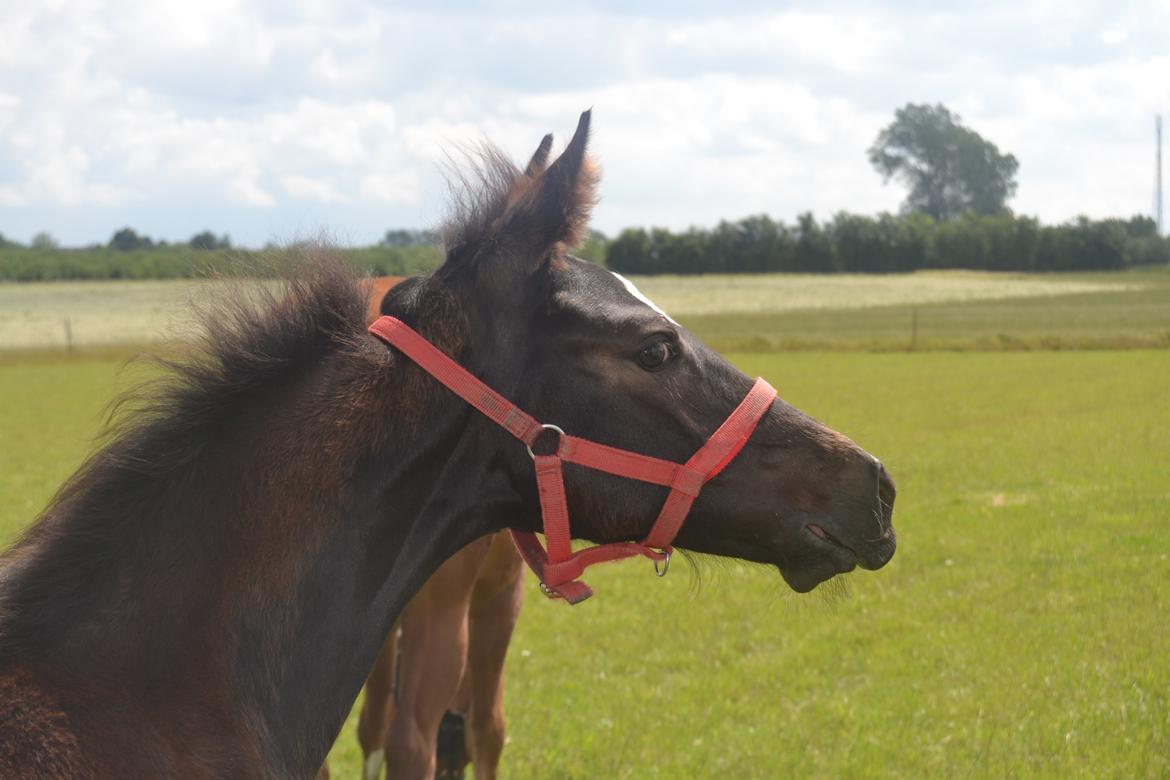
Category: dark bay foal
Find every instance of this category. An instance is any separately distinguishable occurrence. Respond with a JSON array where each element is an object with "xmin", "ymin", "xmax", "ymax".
[{"xmin": 0, "ymin": 111, "xmax": 894, "ymax": 778}]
